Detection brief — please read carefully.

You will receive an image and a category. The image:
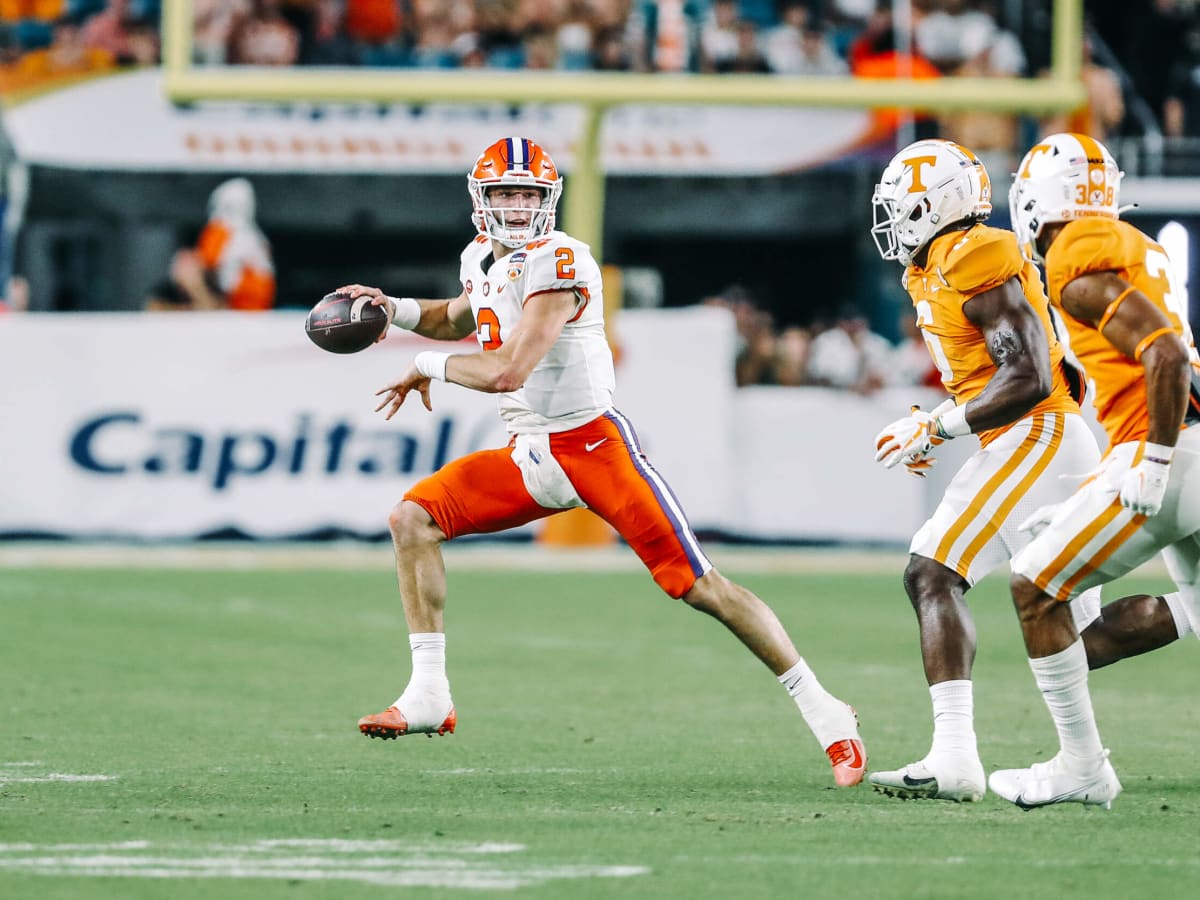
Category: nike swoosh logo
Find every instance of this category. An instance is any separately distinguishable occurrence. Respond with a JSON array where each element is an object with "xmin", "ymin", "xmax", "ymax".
[
  {"xmin": 902, "ymin": 774, "xmax": 937, "ymax": 788},
  {"xmin": 843, "ymin": 742, "xmax": 865, "ymax": 770},
  {"xmin": 1014, "ymin": 789, "xmax": 1090, "ymax": 810},
  {"xmin": 585, "ymin": 439, "xmax": 607, "ymax": 452}
]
